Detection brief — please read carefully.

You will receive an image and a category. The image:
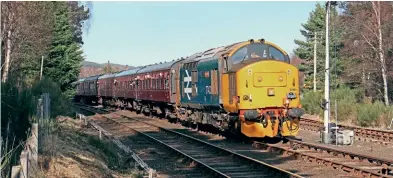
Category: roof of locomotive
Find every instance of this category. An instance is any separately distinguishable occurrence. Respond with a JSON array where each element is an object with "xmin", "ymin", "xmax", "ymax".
[
  {"xmin": 179, "ymin": 39, "xmax": 288, "ymax": 64},
  {"xmin": 181, "ymin": 42, "xmax": 243, "ymax": 63},
  {"xmin": 115, "ymin": 66, "xmax": 144, "ymax": 77},
  {"xmin": 137, "ymin": 60, "xmax": 178, "ymax": 74}
]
